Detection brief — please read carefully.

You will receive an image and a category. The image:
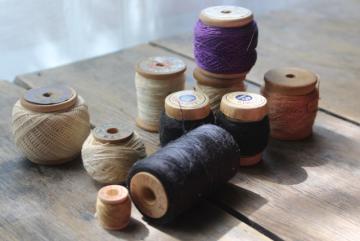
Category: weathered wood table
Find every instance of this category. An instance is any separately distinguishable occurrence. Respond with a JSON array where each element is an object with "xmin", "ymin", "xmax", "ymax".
[{"xmin": 1, "ymin": 1, "xmax": 360, "ymax": 240}]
